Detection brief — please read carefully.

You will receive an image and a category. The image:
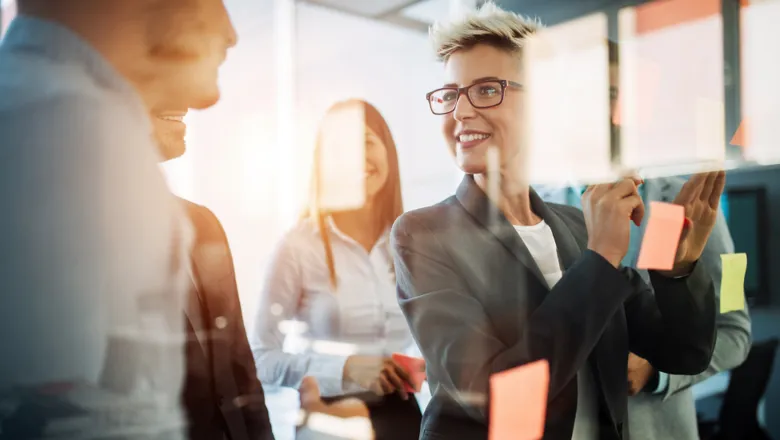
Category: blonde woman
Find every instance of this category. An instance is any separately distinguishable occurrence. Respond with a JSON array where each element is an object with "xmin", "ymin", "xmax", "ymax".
[
  {"xmin": 391, "ymin": 2, "xmax": 723, "ymax": 439},
  {"xmin": 251, "ymin": 100, "xmax": 423, "ymax": 440}
]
